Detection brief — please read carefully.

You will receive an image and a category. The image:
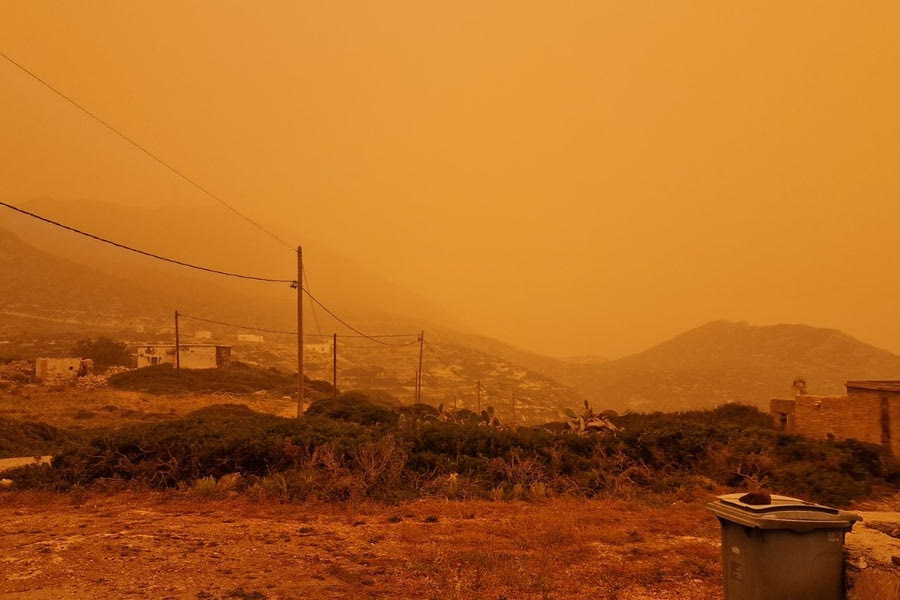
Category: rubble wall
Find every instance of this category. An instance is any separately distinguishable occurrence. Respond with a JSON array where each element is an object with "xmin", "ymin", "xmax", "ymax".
[{"xmin": 771, "ymin": 395, "xmax": 882, "ymax": 446}]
